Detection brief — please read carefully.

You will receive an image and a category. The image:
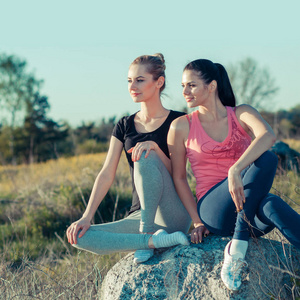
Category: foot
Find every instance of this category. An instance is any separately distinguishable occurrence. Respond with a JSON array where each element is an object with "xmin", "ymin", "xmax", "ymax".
[
  {"xmin": 221, "ymin": 241, "xmax": 248, "ymax": 291},
  {"xmin": 152, "ymin": 229, "xmax": 189, "ymax": 249},
  {"xmin": 133, "ymin": 249, "xmax": 154, "ymax": 264}
]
